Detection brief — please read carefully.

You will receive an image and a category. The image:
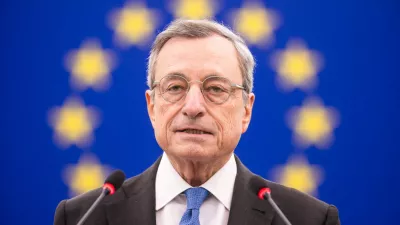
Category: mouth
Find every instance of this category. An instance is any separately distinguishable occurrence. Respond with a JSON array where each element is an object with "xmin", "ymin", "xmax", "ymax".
[{"xmin": 176, "ymin": 129, "xmax": 213, "ymax": 135}]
